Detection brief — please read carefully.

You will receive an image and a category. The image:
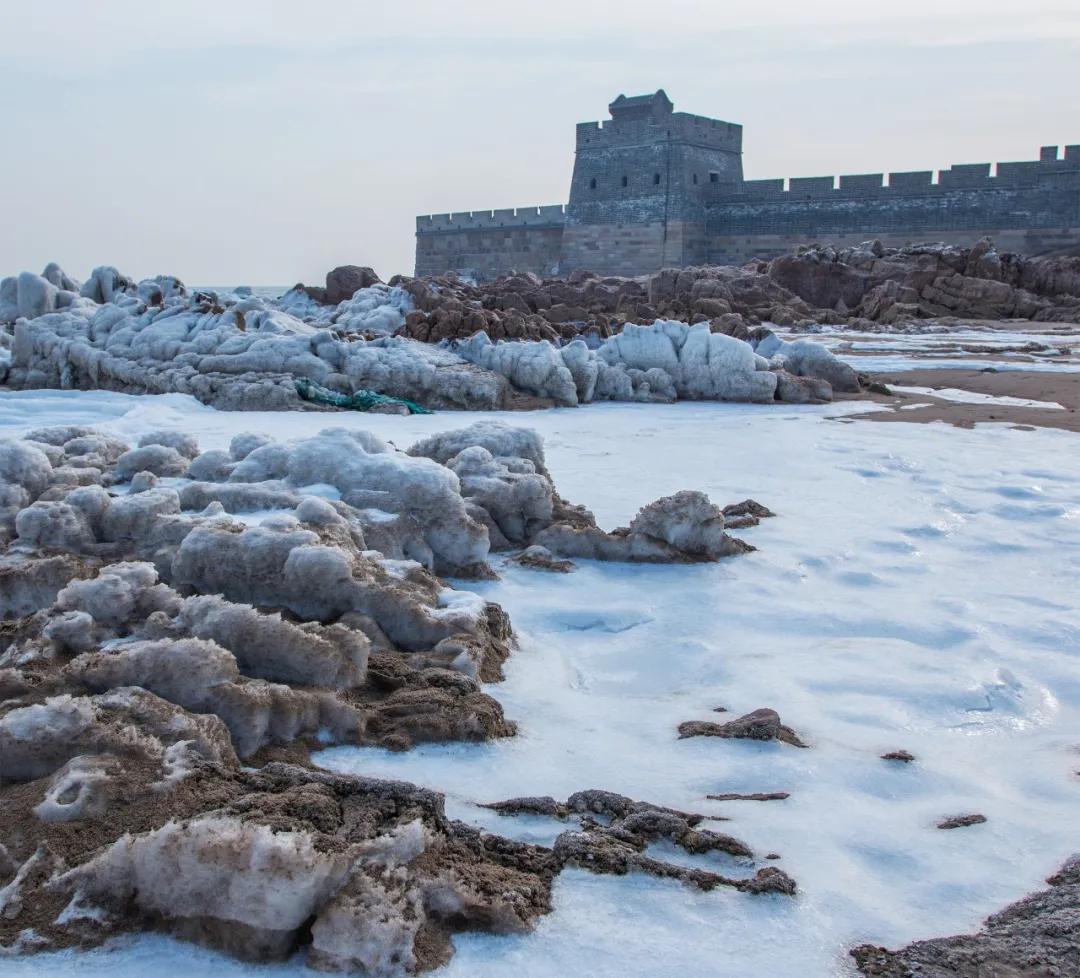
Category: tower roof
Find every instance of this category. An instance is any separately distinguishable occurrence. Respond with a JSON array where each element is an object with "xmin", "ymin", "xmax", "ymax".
[{"xmin": 608, "ymin": 90, "xmax": 674, "ymax": 120}]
